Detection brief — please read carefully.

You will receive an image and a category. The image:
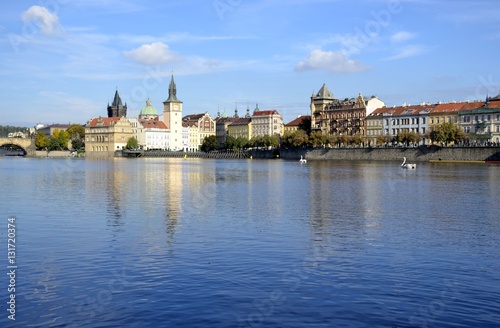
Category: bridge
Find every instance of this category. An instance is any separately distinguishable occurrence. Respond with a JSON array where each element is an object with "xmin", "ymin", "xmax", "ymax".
[{"xmin": 0, "ymin": 138, "xmax": 36, "ymax": 156}]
